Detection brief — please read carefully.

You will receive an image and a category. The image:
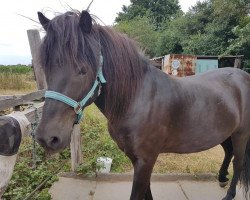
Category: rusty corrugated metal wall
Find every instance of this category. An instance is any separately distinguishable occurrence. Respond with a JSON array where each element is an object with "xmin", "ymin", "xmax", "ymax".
[{"xmin": 163, "ymin": 54, "xmax": 197, "ymax": 77}]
